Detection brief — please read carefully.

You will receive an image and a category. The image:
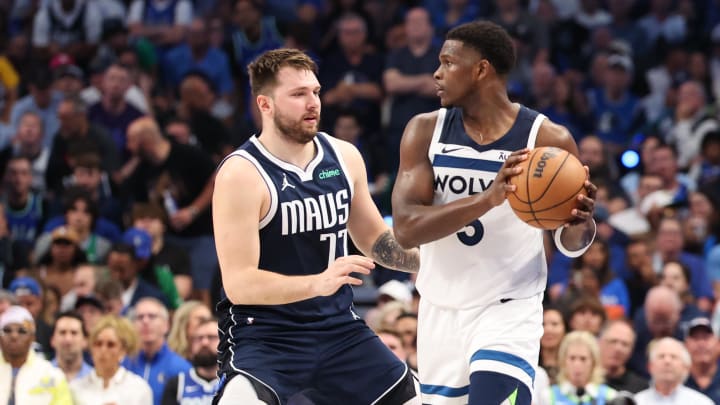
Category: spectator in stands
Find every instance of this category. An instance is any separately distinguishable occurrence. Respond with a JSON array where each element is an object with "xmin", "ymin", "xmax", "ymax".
[
  {"xmin": 123, "ymin": 227, "xmax": 180, "ymax": 309},
  {"xmin": 609, "ymin": 174, "xmax": 663, "ymax": 238},
  {"xmin": 35, "ymin": 226, "xmax": 86, "ymax": 311},
  {"xmin": 124, "ymin": 297, "xmax": 191, "ymax": 404},
  {"xmin": 689, "ymin": 131, "xmax": 720, "ymax": 189},
  {"xmin": 87, "ymin": 63, "xmax": 145, "ymax": 159},
  {"xmin": 50, "ymin": 311, "xmax": 91, "ymax": 382},
  {"xmin": 684, "ymin": 316, "xmax": 720, "ymax": 403},
  {"xmin": 10, "ymin": 68, "xmax": 62, "ymax": 147},
  {"xmin": 540, "ymin": 306, "xmax": 567, "ymax": 384},
  {"xmin": 46, "ymin": 96, "xmax": 120, "ymax": 196},
  {"xmin": 607, "ymin": 0, "xmax": 649, "ymax": 57},
  {"xmin": 542, "ymin": 331, "xmax": 617, "ymax": 404},
  {"xmin": 83, "ymin": 47, "xmax": 150, "ymax": 114},
  {"xmin": 0, "ymin": 305, "xmax": 72, "ymax": 404},
  {"xmin": 167, "ymin": 300, "xmax": 212, "ymax": 359},
  {"xmin": 4, "ymin": 112, "xmax": 51, "ymax": 193},
  {"xmin": 383, "ymin": 6, "xmax": 440, "ymax": 169},
  {"xmin": 107, "ymin": 243, "xmax": 168, "ymax": 312},
  {"xmin": 175, "ymin": 72, "xmax": 233, "ymax": 161},
  {"xmin": 127, "ymin": 0, "xmax": 193, "ymax": 49},
  {"xmin": 574, "ymin": 239, "xmax": 631, "ymax": 320},
  {"xmin": 394, "ymin": 312, "xmax": 418, "ymax": 370},
  {"xmin": 635, "ymin": 337, "xmax": 713, "ymax": 405},
  {"xmin": 32, "ymin": 0, "xmax": 103, "ymax": 63},
  {"xmin": 629, "ymin": 286, "xmax": 687, "ymax": 377},
  {"xmin": 161, "ymin": 317, "xmax": 220, "ymax": 404},
  {"xmin": 638, "ymin": 0, "xmax": 687, "ymax": 50},
  {"xmin": 376, "ymin": 328, "xmax": 408, "ymax": 365},
  {"xmin": 320, "ymin": 12, "xmax": 383, "ymax": 133},
  {"xmin": 125, "ymin": 117, "xmax": 217, "ymax": 305},
  {"xmin": 598, "ymin": 319, "xmax": 648, "ymax": 393},
  {"xmin": 666, "ymin": 81, "xmax": 719, "ymax": 171},
  {"xmin": 131, "ymin": 202, "xmax": 192, "ymax": 299},
  {"xmin": 588, "ymin": 53, "xmax": 641, "ymax": 151},
  {"xmin": 492, "ymin": 0, "xmax": 549, "ymax": 65},
  {"xmin": 71, "ymin": 314, "xmax": 153, "ymax": 404},
  {"xmin": 34, "ymin": 190, "xmax": 111, "ymax": 264},
  {"xmin": 0, "ymin": 205, "xmax": 17, "ymax": 287},
  {"xmin": 660, "ymin": 260, "xmax": 702, "ymax": 316},
  {"xmin": 70, "ymin": 153, "xmax": 123, "ymax": 226},
  {"xmin": 0, "ymin": 289, "xmax": 16, "ymax": 315},
  {"xmin": 8, "ymin": 276, "xmax": 53, "ymax": 355},
  {"xmin": 74, "ymin": 295, "xmax": 105, "ymax": 334},
  {"xmin": 568, "ymin": 296, "xmax": 607, "ymax": 336},
  {"xmin": 163, "ymin": 18, "xmax": 234, "ymax": 98},
  {"xmin": 655, "ymin": 216, "xmax": 712, "ymax": 311},
  {"xmin": 51, "ymin": 58, "xmax": 85, "ymax": 98},
  {"xmin": 0, "ymin": 45, "xmax": 19, "ymax": 140},
  {"xmin": 3, "ymin": 156, "xmax": 46, "ymax": 257}
]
